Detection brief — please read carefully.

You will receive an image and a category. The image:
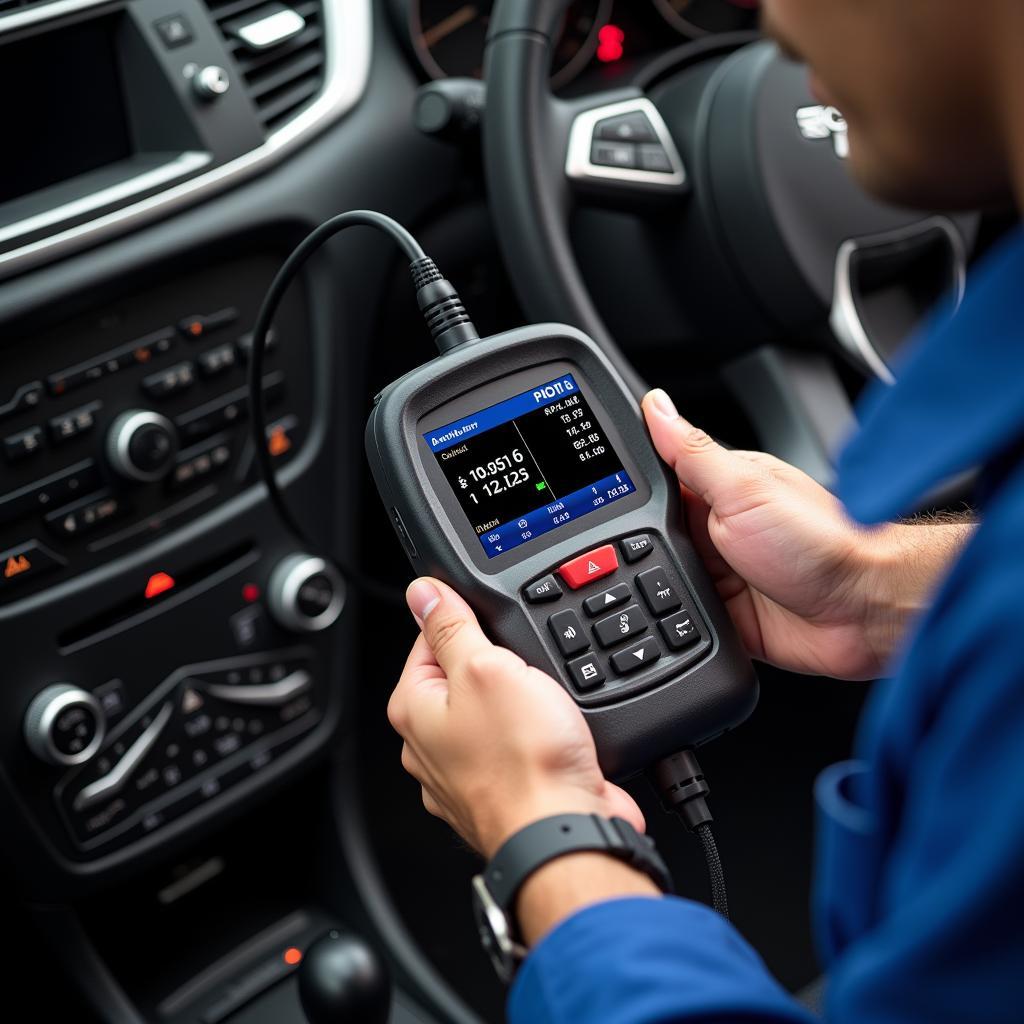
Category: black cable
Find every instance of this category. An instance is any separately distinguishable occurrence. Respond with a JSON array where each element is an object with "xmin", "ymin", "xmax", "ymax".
[
  {"xmin": 248, "ymin": 210, "xmax": 479, "ymax": 605},
  {"xmin": 694, "ymin": 821, "xmax": 729, "ymax": 918},
  {"xmin": 652, "ymin": 748, "xmax": 730, "ymax": 919}
]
